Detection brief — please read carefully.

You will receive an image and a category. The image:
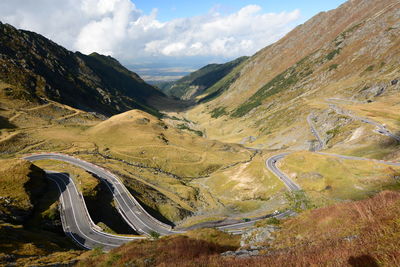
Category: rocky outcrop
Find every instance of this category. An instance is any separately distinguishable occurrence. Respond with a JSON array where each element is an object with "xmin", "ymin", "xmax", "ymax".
[
  {"xmin": 220, "ymin": 225, "xmax": 278, "ymax": 258},
  {"xmin": 240, "ymin": 225, "xmax": 279, "ymax": 247}
]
